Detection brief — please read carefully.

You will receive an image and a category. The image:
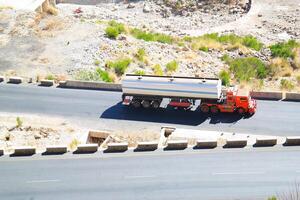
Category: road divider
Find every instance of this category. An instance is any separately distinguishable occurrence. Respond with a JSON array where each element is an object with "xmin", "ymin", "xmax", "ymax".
[
  {"xmin": 12, "ymin": 146, "xmax": 36, "ymax": 156},
  {"xmin": 135, "ymin": 141, "xmax": 158, "ymax": 151},
  {"xmin": 75, "ymin": 144, "xmax": 98, "ymax": 154},
  {"xmin": 44, "ymin": 146, "xmax": 68, "ymax": 155},
  {"xmin": 285, "ymin": 93, "xmax": 300, "ymax": 102},
  {"xmin": 8, "ymin": 76, "xmax": 23, "ymax": 84},
  {"xmin": 0, "ymin": 149, "xmax": 3, "ymax": 156},
  {"xmin": 105, "ymin": 142, "xmax": 128, "ymax": 153},
  {"xmin": 283, "ymin": 137, "xmax": 300, "ymax": 146},
  {"xmin": 39, "ymin": 80, "xmax": 54, "ymax": 87},
  {"xmin": 223, "ymin": 139, "xmax": 247, "ymax": 148},
  {"xmin": 0, "ymin": 76, "xmax": 4, "ymax": 82},
  {"xmin": 59, "ymin": 80, "xmax": 122, "ymax": 91},
  {"xmin": 165, "ymin": 140, "xmax": 188, "ymax": 150},
  {"xmin": 254, "ymin": 138, "xmax": 277, "ymax": 147},
  {"xmin": 194, "ymin": 140, "xmax": 217, "ymax": 149},
  {"xmin": 250, "ymin": 91, "xmax": 283, "ymax": 100}
]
